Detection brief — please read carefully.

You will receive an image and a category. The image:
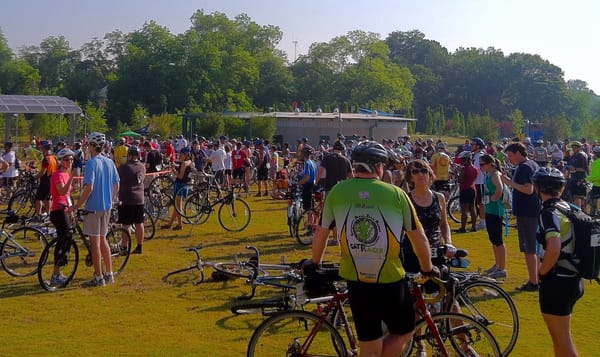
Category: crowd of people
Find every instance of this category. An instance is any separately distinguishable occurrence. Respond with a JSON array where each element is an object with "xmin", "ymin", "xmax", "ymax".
[{"xmin": 1, "ymin": 131, "xmax": 593, "ymax": 356}]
